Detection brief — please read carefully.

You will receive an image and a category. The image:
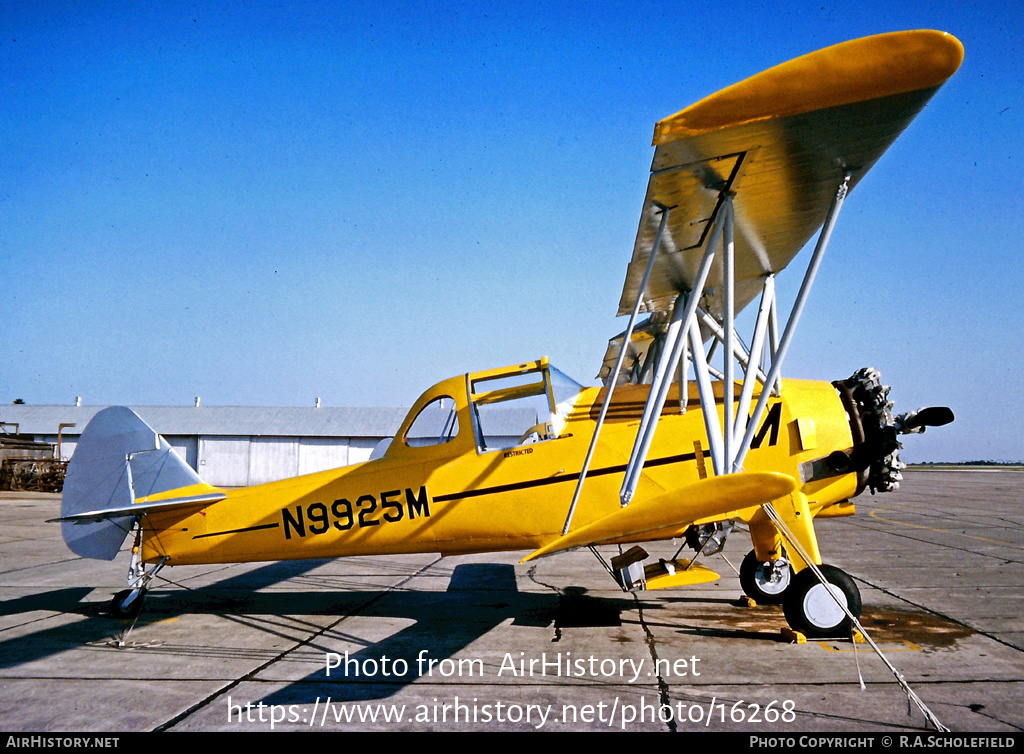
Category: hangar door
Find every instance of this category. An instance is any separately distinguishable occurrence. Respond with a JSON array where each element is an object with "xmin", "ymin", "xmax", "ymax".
[{"xmin": 197, "ymin": 436, "xmax": 356, "ymax": 487}]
